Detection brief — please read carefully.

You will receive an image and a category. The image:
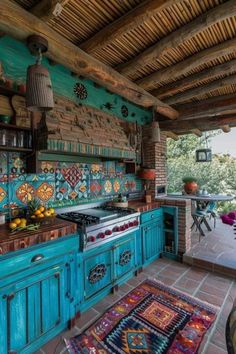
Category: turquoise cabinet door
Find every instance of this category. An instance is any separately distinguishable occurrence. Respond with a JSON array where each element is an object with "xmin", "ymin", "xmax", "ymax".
[
  {"xmin": 114, "ymin": 234, "xmax": 136, "ymax": 280},
  {"xmin": 84, "ymin": 250, "xmax": 112, "ymax": 299},
  {"xmin": 142, "ymin": 220, "xmax": 162, "ymax": 265},
  {"xmin": 0, "ymin": 262, "xmax": 66, "ymax": 354}
]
